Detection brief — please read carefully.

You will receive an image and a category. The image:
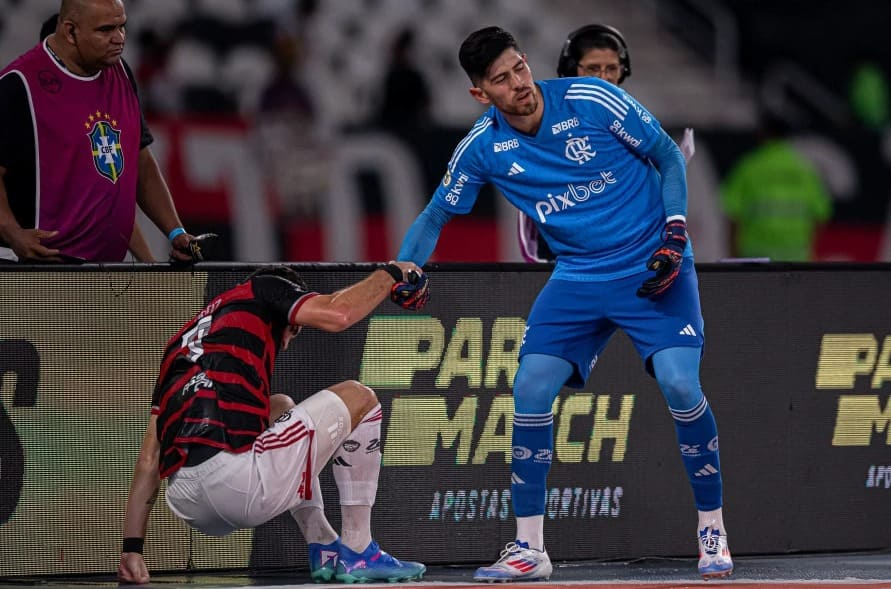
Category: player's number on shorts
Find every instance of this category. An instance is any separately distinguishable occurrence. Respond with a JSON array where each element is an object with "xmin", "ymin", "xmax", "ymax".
[{"xmin": 181, "ymin": 315, "xmax": 212, "ymax": 361}]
